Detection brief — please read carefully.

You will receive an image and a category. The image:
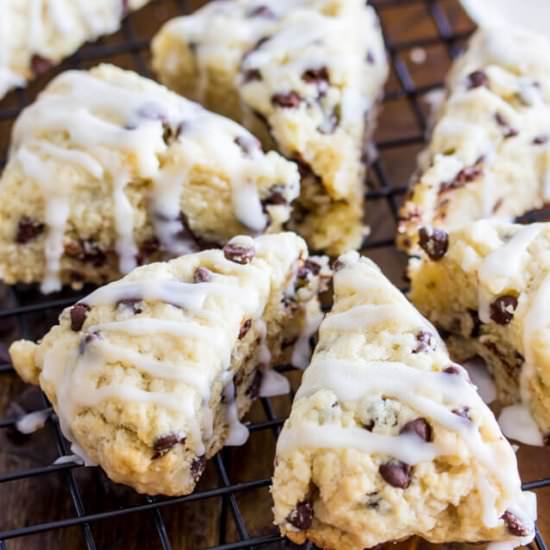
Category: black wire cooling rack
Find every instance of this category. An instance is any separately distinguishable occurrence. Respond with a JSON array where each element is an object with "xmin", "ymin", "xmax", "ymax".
[{"xmin": 0, "ymin": 1, "xmax": 549, "ymax": 549}]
